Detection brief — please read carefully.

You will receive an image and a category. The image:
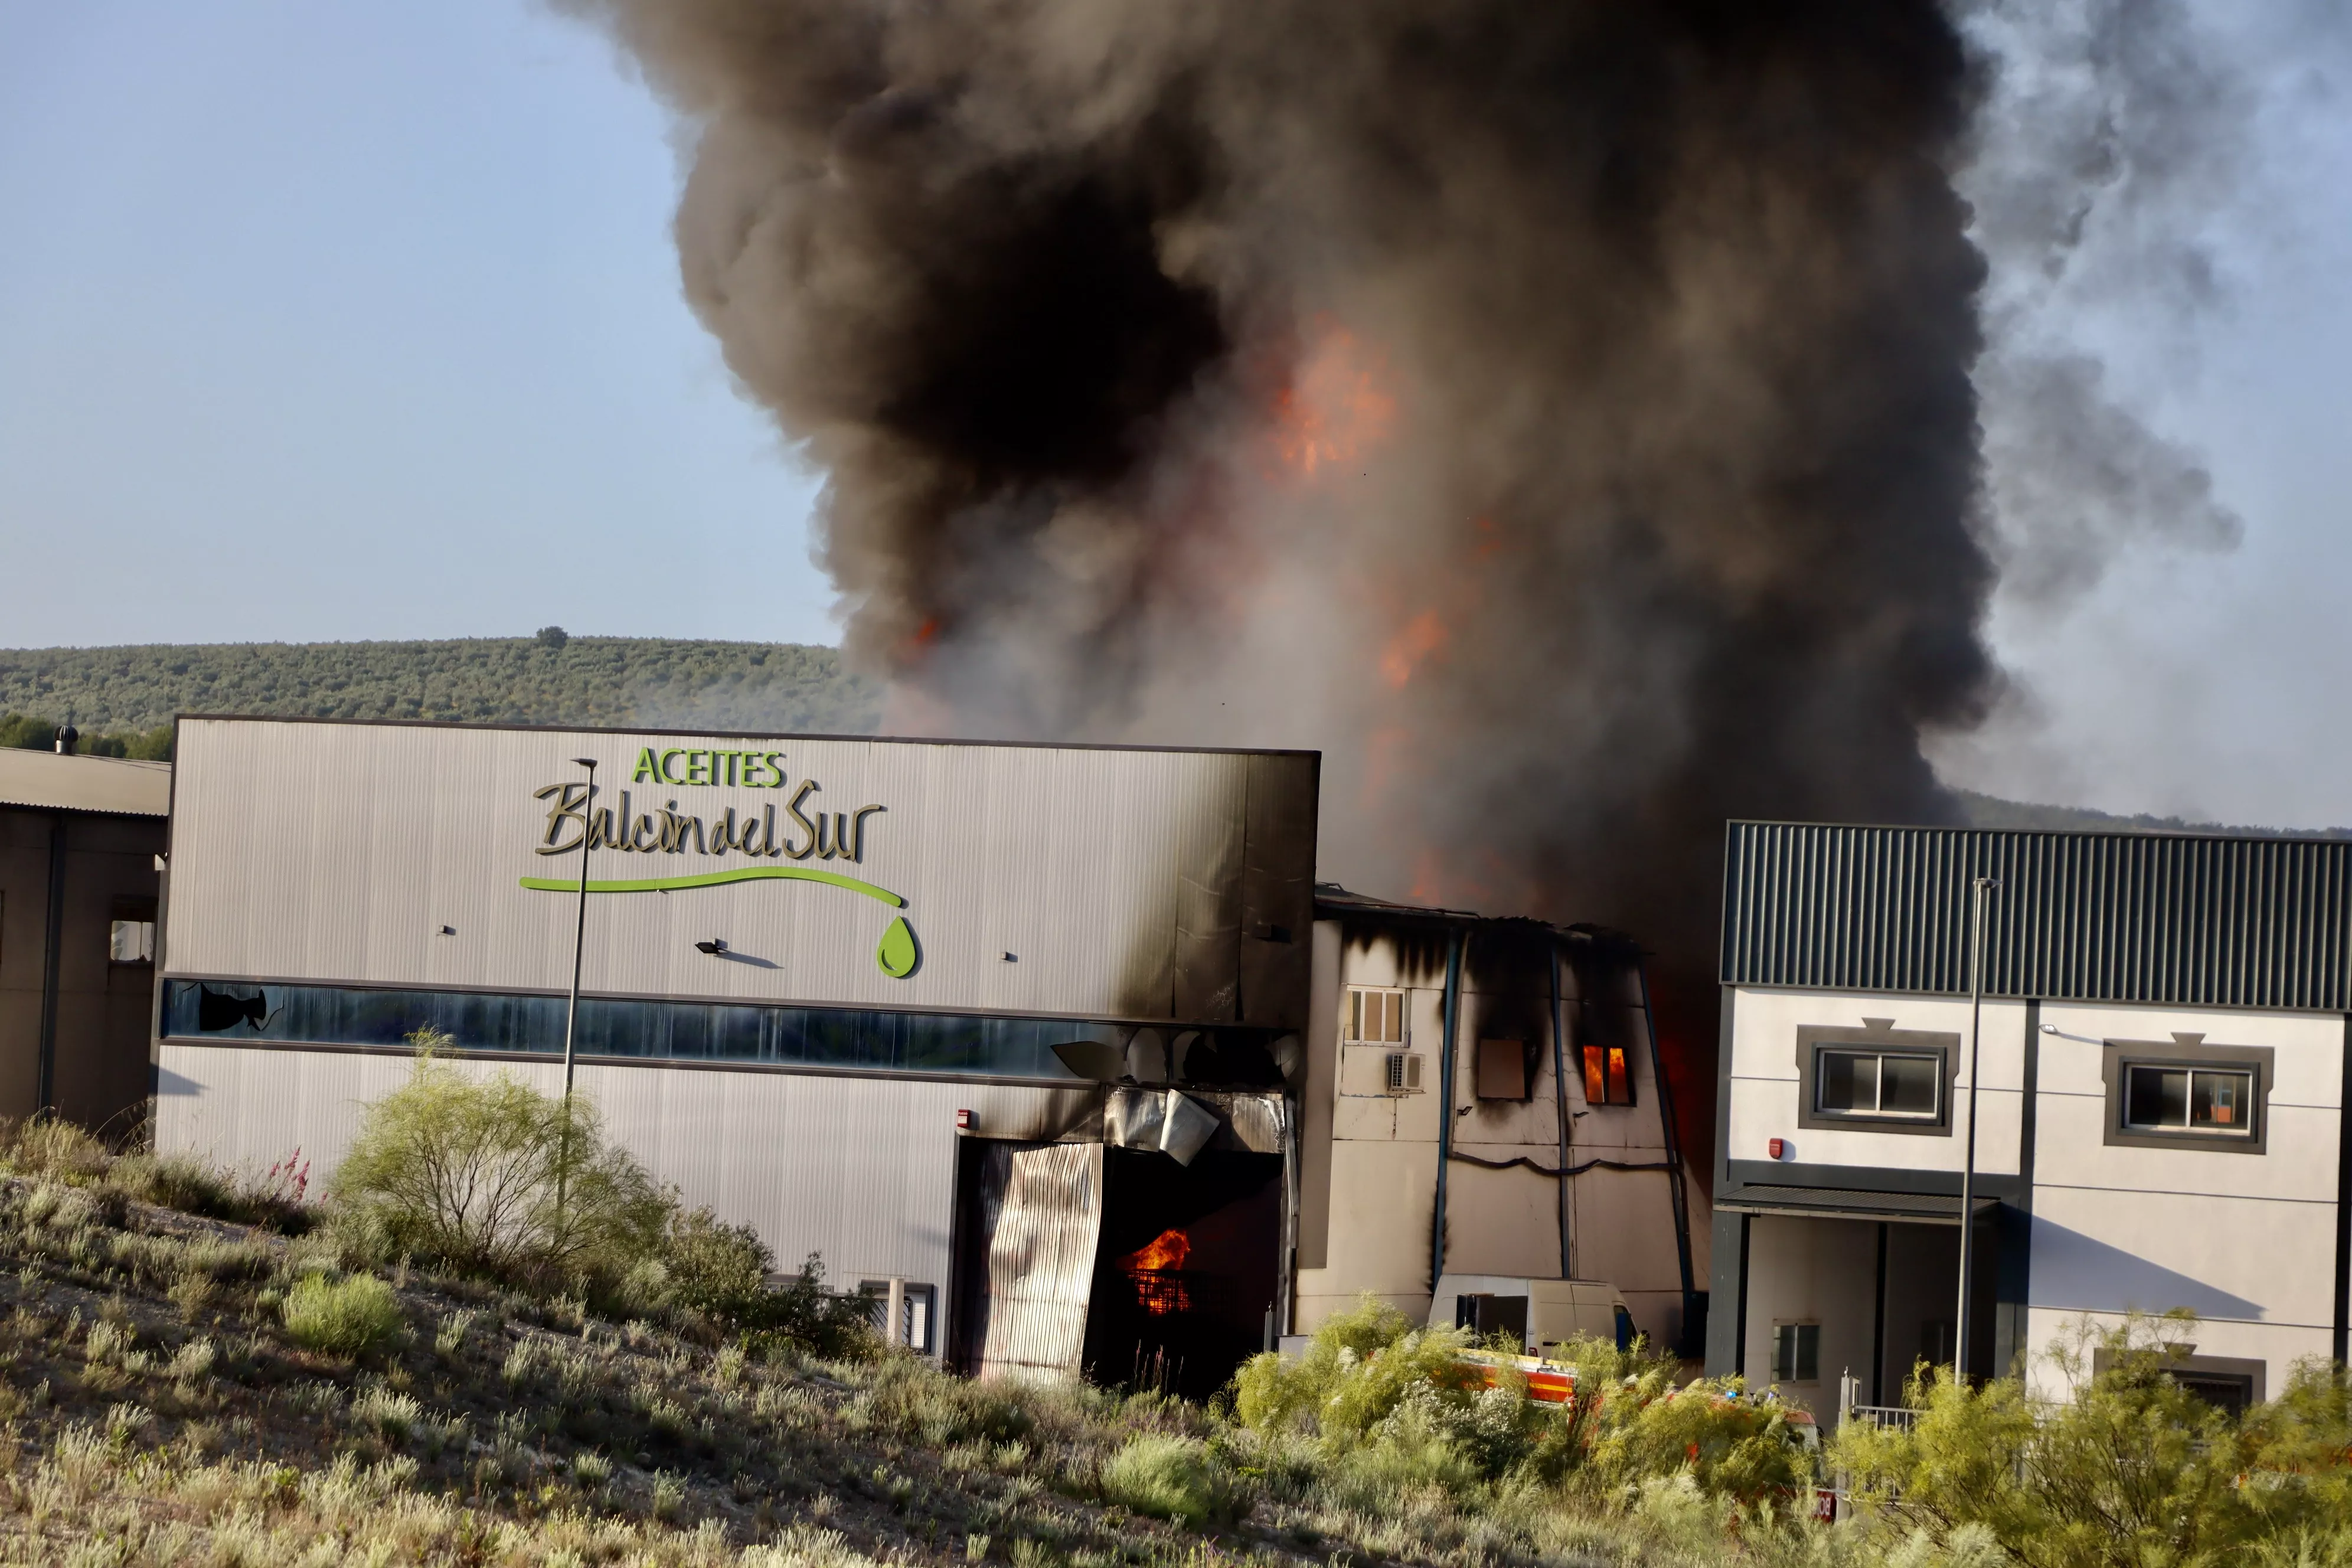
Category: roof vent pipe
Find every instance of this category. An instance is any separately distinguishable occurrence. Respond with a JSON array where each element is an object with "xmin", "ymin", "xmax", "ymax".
[{"xmin": 53, "ymin": 724, "xmax": 77, "ymax": 756}]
